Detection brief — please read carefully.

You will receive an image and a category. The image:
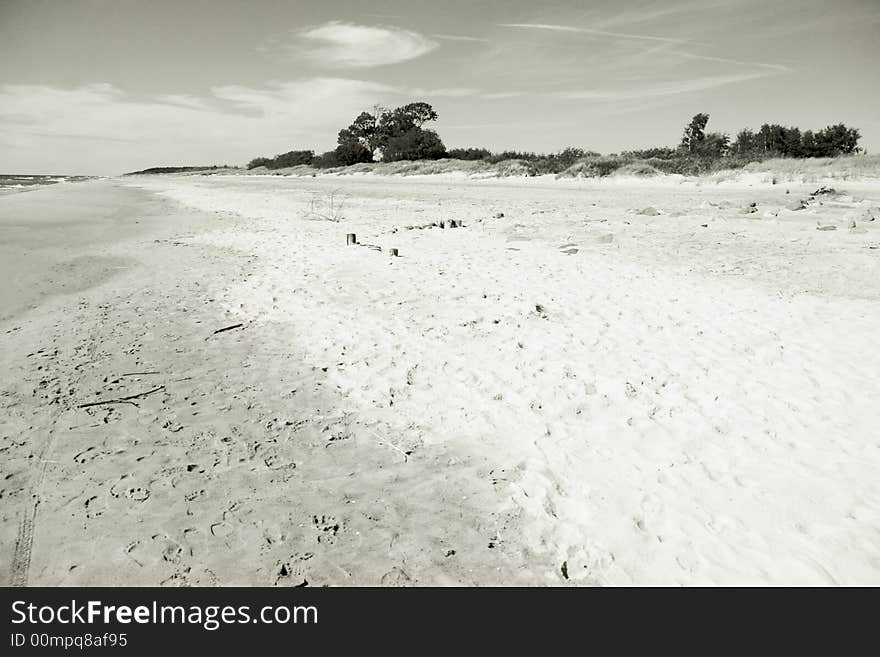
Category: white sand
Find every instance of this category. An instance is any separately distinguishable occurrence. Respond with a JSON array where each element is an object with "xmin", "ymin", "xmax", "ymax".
[{"xmin": 120, "ymin": 173, "xmax": 880, "ymax": 585}]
